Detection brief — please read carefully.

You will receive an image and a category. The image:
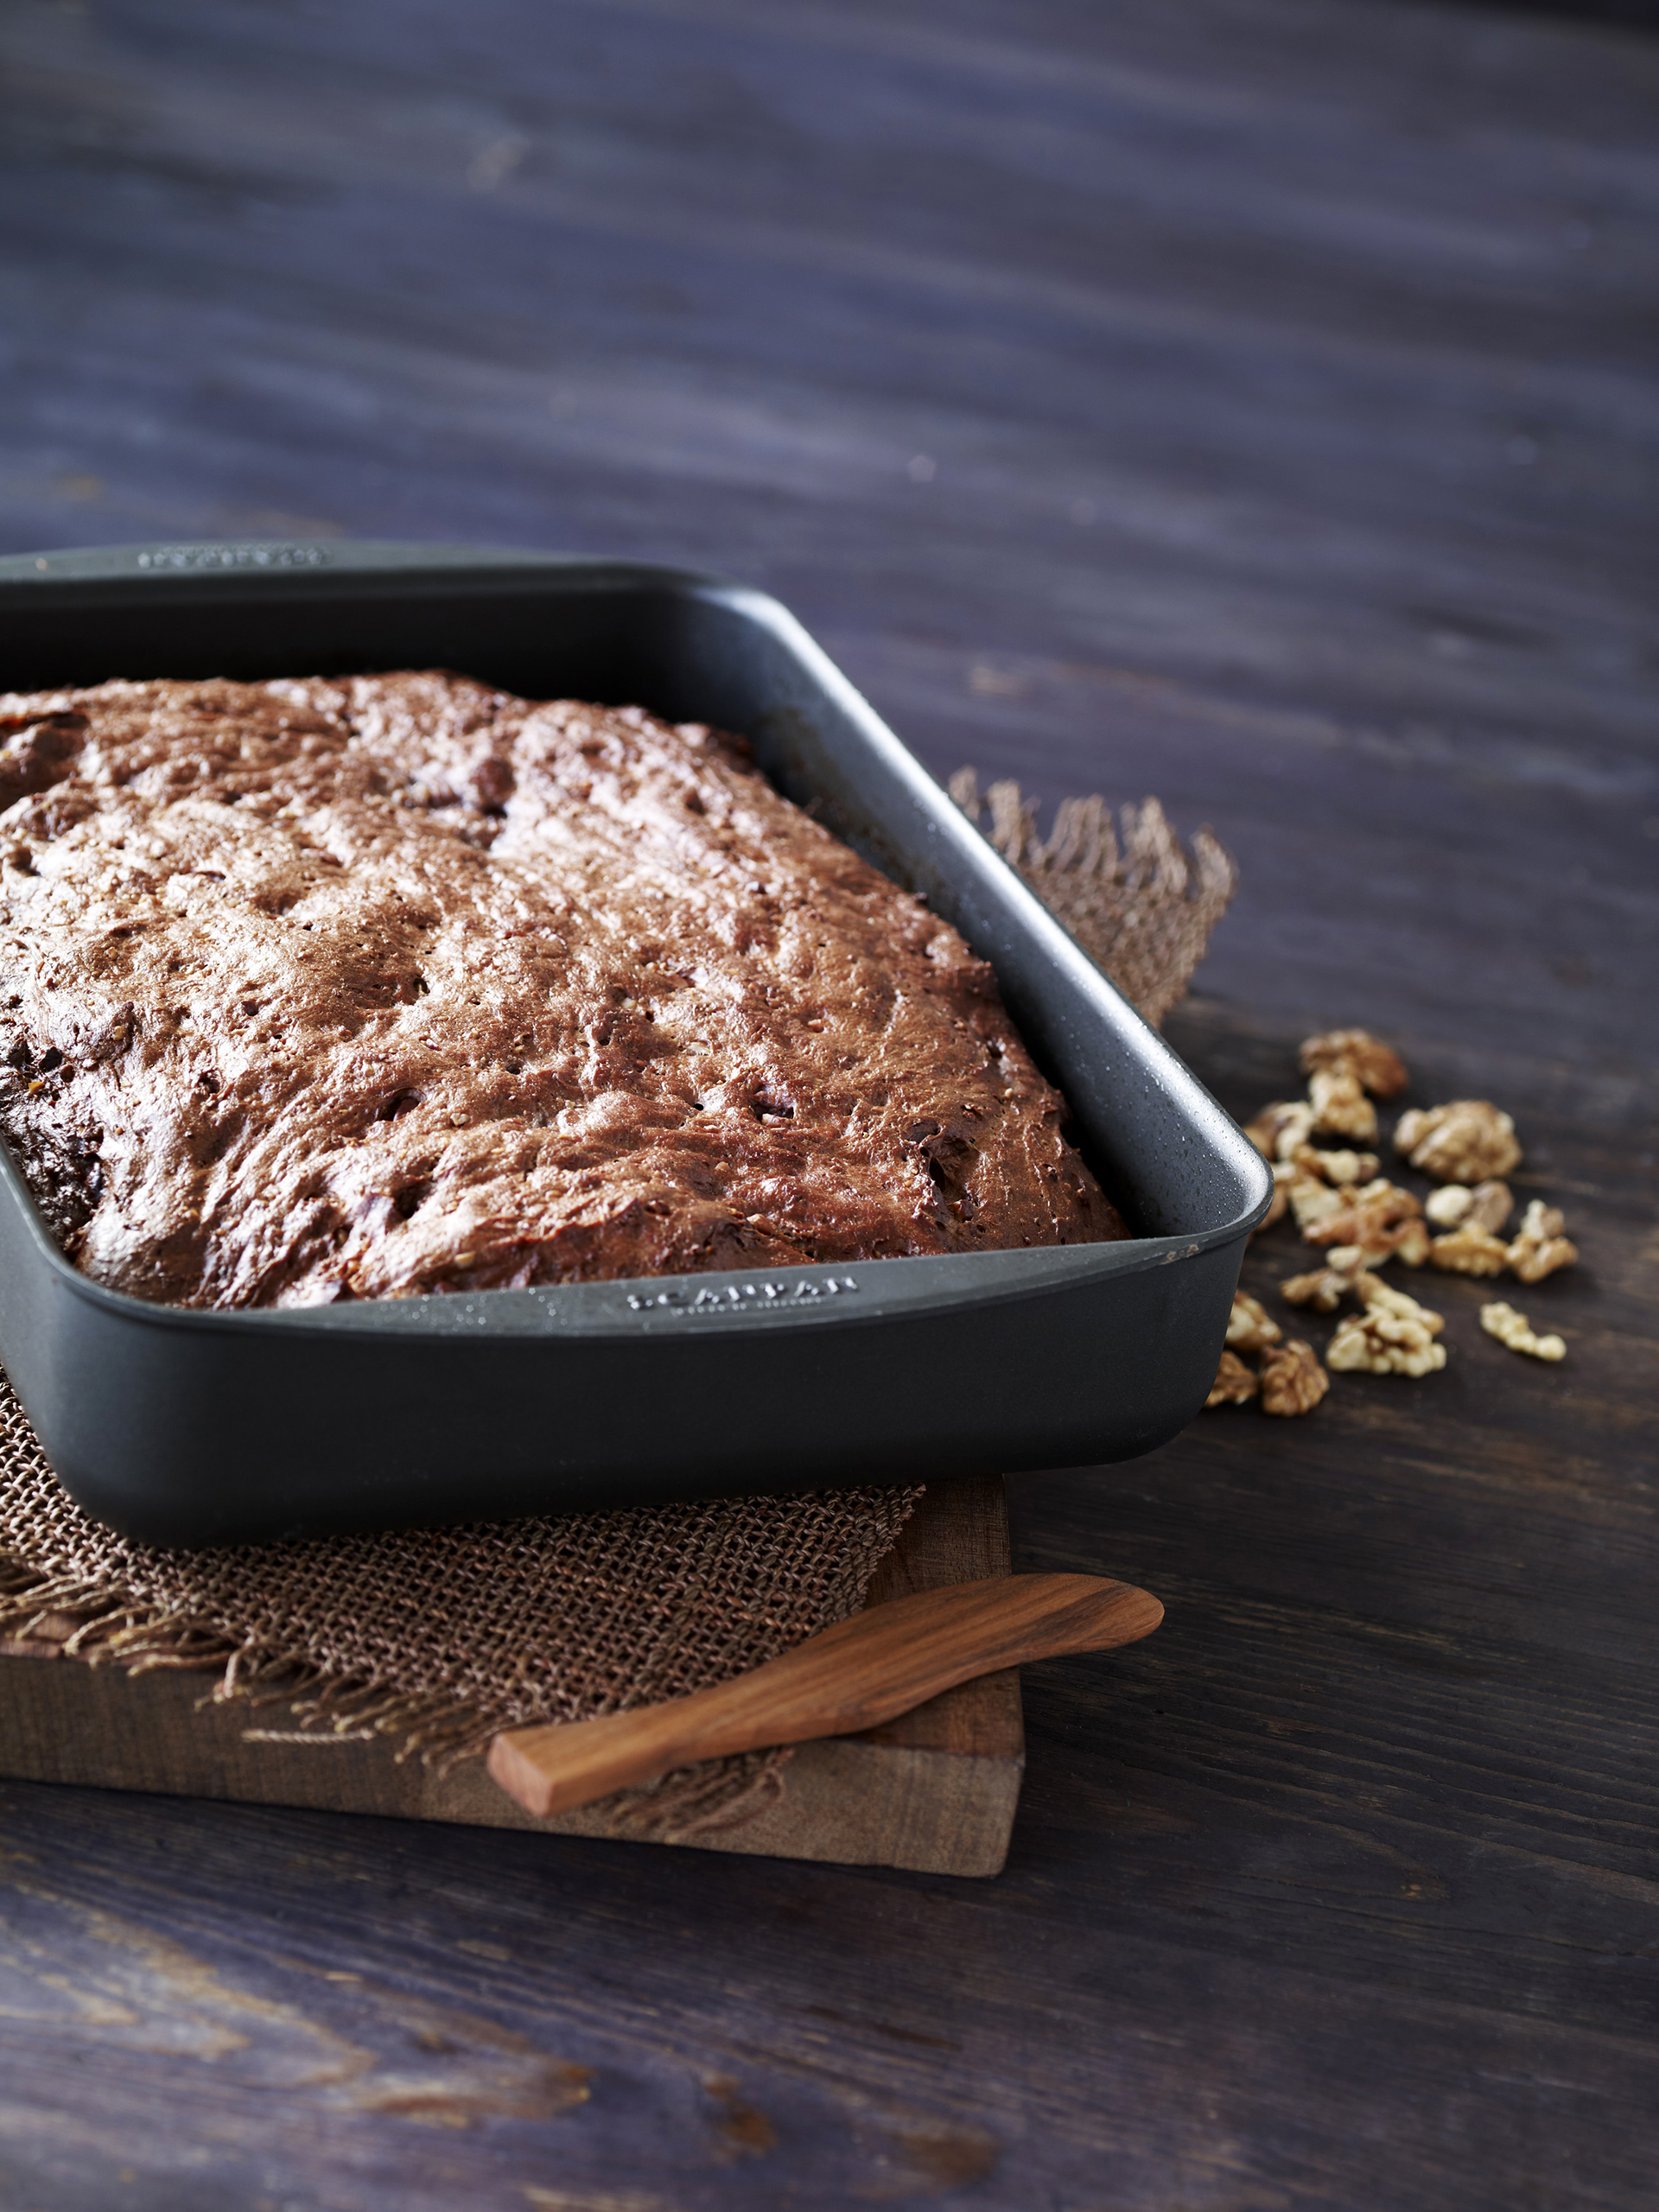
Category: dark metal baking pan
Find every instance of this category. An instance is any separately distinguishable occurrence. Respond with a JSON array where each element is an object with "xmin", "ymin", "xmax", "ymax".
[{"xmin": 0, "ymin": 540, "xmax": 1272, "ymax": 1542}]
